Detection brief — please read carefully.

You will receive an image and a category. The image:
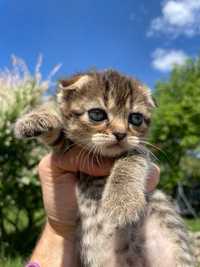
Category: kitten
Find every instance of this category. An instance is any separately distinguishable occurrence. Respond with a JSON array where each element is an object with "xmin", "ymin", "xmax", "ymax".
[{"xmin": 15, "ymin": 70, "xmax": 196, "ymax": 267}]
